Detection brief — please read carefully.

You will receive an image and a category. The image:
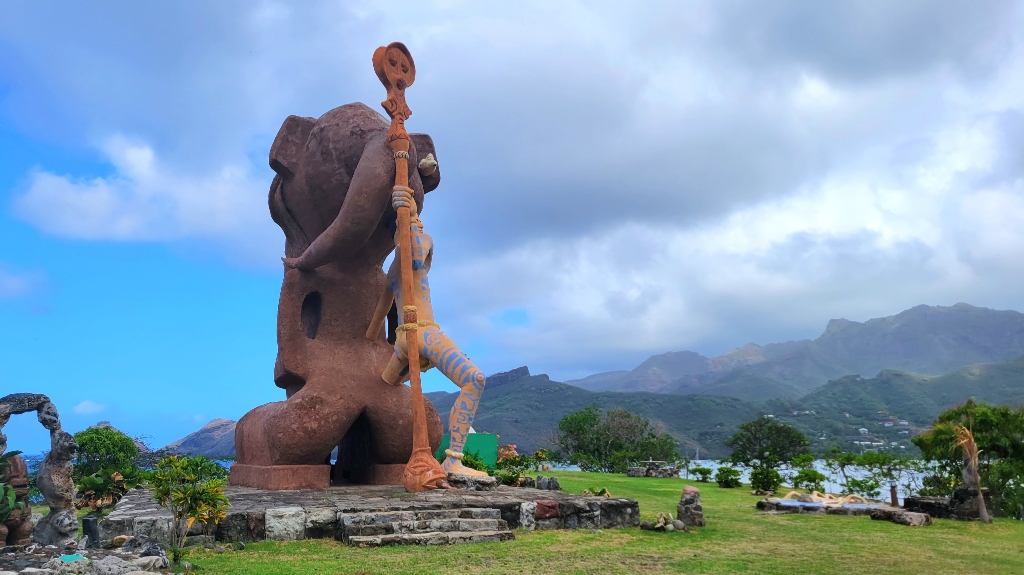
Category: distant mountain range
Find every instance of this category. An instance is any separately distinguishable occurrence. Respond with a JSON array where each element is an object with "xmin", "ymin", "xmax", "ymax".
[
  {"xmin": 165, "ymin": 304, "xmax": 1024, "ymax": 460},
  {"xmin": 566, "ymin": 303, "xmax": 1024, "ymax": 400},
  {"xmin": 164, "ymin": 418, "xmax": 237, "ymax": 457}
]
